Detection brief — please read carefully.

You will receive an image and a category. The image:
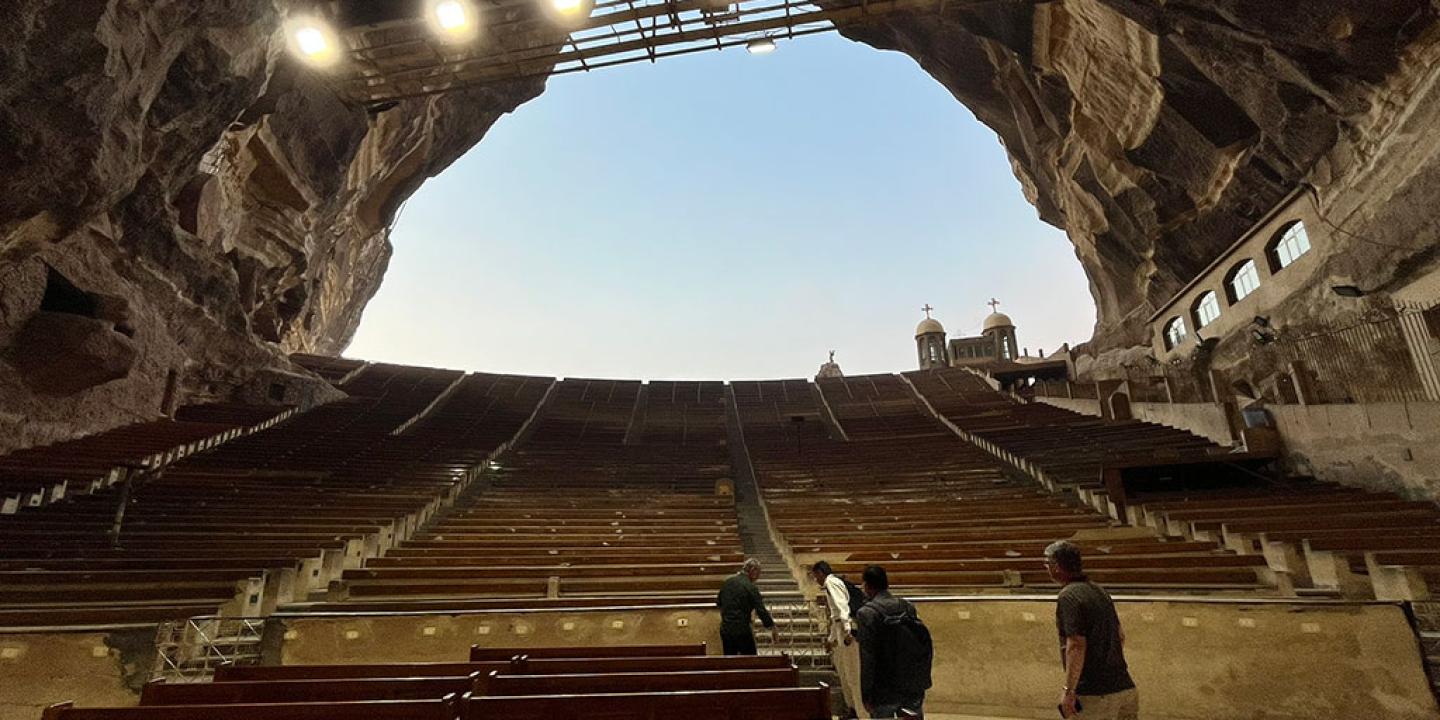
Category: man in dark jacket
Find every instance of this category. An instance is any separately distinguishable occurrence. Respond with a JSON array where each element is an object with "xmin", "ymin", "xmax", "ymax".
[
  {"xmin": 716, "ymin": 558, "xmax": 778, "ymax": 655},
  {"xmin": 855, "ymin": 565, "xmax": 932, "ymax": 718}
]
